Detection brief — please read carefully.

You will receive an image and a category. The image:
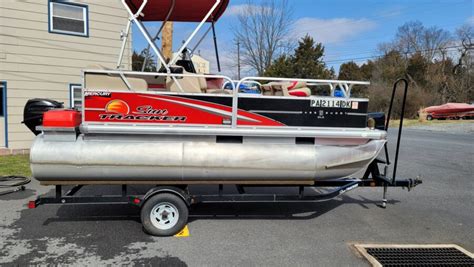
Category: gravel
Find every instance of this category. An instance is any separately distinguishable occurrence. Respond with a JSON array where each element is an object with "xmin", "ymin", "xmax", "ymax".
[{"xmin": 406, "ymin": 121, "xmax": 474, "ymax": 134}]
